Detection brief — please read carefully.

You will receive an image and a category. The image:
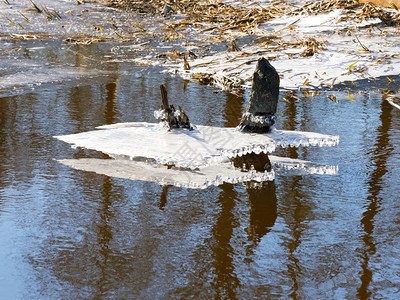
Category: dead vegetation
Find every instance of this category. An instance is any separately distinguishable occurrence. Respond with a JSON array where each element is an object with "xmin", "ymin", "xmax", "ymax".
[
  {"xmin": 300, "ymin": 38, "xmax": 327, "ymax": 57},
  {"xmin": 2, "ymin": 0, "xmax": 397, "ymax": 91},
  {"xmin": 105, "ymin": 0, "xmax": 399, "ymax": 86},
  {"xmin": 108, "ymin": 0, "xmax": 400, "ymax": 27},
  {"xmin": 3, "ymin": 0, "xmax": 399, "ymax": 45}
]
